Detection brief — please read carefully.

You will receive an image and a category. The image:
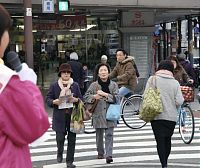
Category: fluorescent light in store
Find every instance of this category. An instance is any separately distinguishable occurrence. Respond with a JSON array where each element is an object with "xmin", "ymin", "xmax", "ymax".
[{"xmin": 70, "ymin": 24, "xmax": 96, "ymax": 31}]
